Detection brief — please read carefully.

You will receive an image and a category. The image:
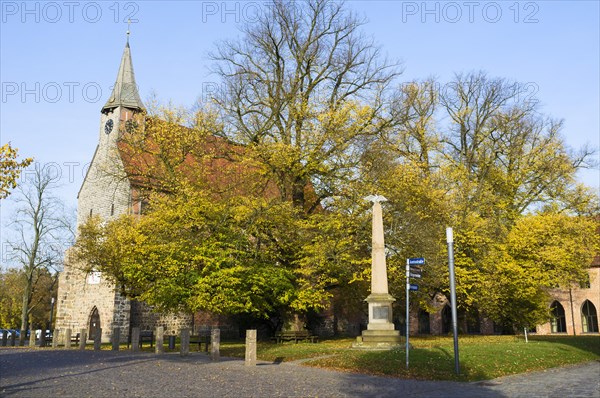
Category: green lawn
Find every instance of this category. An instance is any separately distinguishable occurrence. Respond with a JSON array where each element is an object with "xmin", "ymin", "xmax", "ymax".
[{"xmin": 220, "ymin": 335, "xmax": 600, "ymax": 381}]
